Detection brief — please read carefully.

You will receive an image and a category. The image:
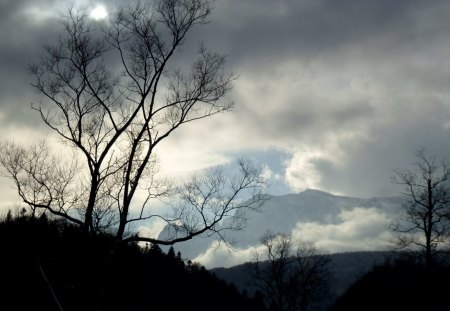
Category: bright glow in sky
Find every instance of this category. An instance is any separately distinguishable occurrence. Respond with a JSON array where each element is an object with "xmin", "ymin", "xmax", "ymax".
[
  {"xmin": 3, "ymin": 0, "xmax": 450, "ymax": 209},
  {"xmin": 90, "ymin": 5, "xmax": 108, "ymax": 20}
]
